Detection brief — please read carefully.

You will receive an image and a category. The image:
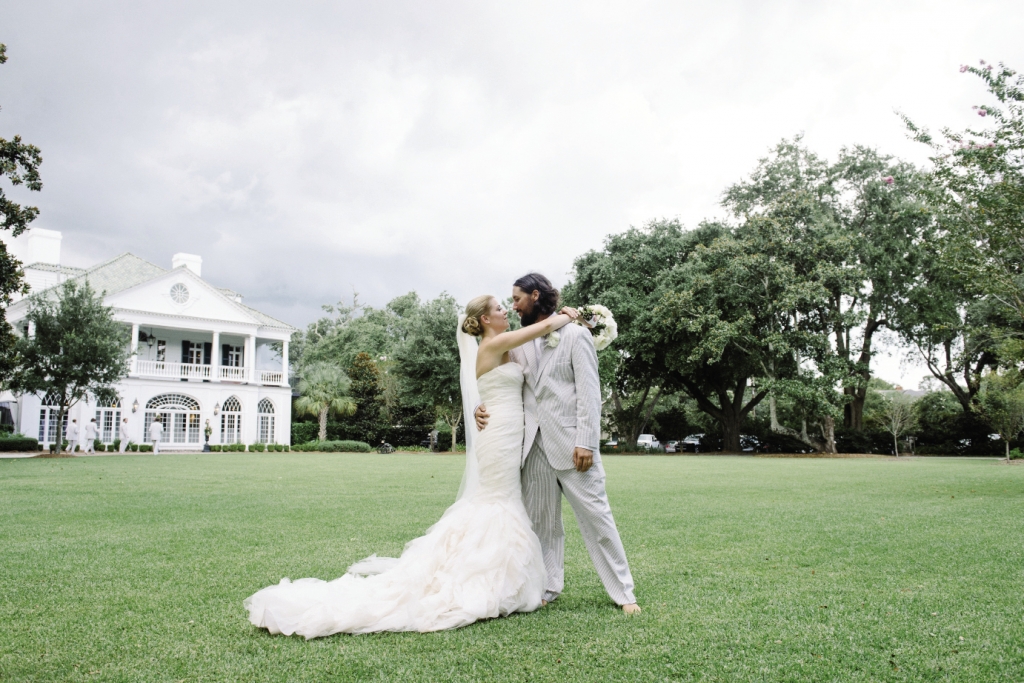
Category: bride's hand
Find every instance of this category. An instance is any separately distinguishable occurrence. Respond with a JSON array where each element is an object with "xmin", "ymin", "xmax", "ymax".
[{"xmin": 559, "ymin": 306, "xmax": 580, "ymax": 320}]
